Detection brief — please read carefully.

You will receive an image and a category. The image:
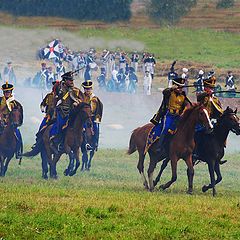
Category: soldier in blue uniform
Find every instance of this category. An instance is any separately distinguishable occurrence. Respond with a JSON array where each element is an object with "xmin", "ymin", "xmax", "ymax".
[
  {"xmin": 146, "ymin": 77, "xmax": 191, "ymax": 153},
  {"xmin": 194, "ymin": 70, "xmax": 205, "ymax": 95},
  {"xmin": 0, "ymin": 82, "xmax": 23, "ymax": 158},
  {"xmin": 167, "ymin": 61, "xmax": 178, "ymax": 87},
  {"xmin": 225, "ymin": 71, "xmax": 236, "ymax": 91}
]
